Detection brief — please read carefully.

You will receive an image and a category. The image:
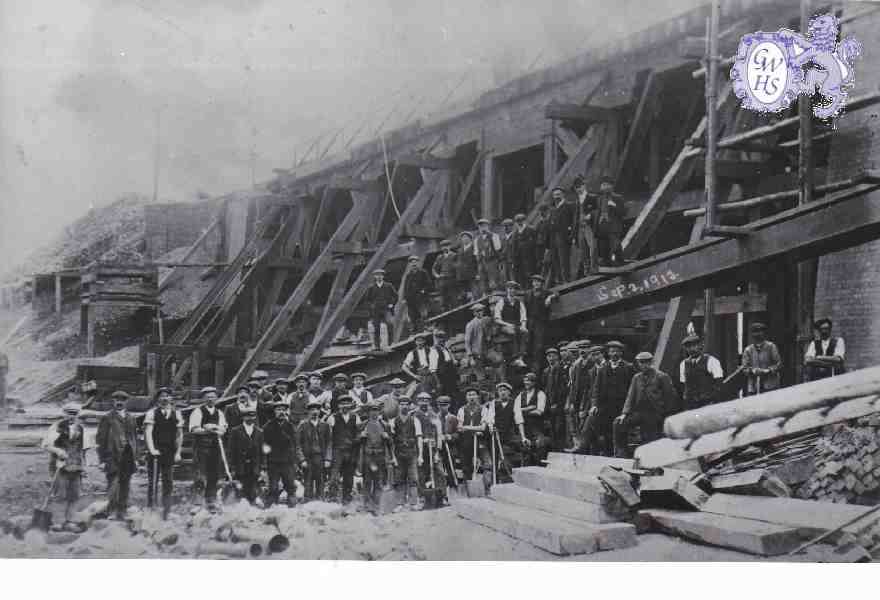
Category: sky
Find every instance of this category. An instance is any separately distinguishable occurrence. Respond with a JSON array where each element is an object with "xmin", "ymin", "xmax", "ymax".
[{"xmin": 0, "ymin": 0, "xmax": 705, "ymax": 270}]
